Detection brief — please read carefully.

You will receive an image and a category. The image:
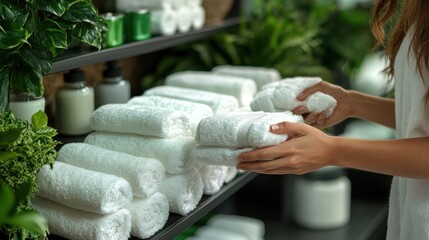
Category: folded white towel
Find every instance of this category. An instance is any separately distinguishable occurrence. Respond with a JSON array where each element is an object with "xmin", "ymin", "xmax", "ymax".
[
  {"xmin": 195, "ymin": 226, "xmax": 249, "ymax": 240},
  {"xmin": 57, "ymin": 143, "xmax": 165, "ymax": 198},
  {"xmin": 165, "ymin": 71, "xmax": 257, "ymax": 107},
  {"xmin": 212, "ymin": 65, "xmax": 281, "ymax": 90},
  {"xmin": 247, "ymin": 111, "xmax": 304, "ymax": 148},
  {"xmin": 196, "ymin": 111, "xmax": 302, "ymax": 148},
  {"xmin": 189, "ymin": 145, "xmax": 253, "ymax": 167},
  {"xmin": 224, "ymin": 167, "xmax": 238, "ymax": 183},
  {"xmin": 159, "ymin": 167, "xmax": 203, "ymax": 215},
  {"xmin": 127, "ymin": 95, "xmax": 213, "ymax": 132},
  {"xmin": 251, "ymin": 77, "xmax": 337, "ymax": 116},
  {"xmin": 190, "ymin": 5, "xmax": 205, "ymax": 29},
  {"xmin": 197, "ymin": 164, "xmax": 228, "ymax": 195},
  {"xmin": 248, "ymin": 87, "xmax": 277, "ymax": 112},
  {"xmin": 36, "ymin": 162, "xmax": 132, "ymax": 215},
  {"xmin": 186, "ymin": 0, "xmax": 202, "ymax": 6},
  {"xmin": 144, "ymin": 86, "xmax": 239, "ymax": 113},
  {"xmin": 31, "ymin": 197, "xmax": 131, "ymax": 240},
  {"xmin": 85, "ymin": 132, "xmax": 195, "ymax": 174},
  {"xmin": 90, "ymin": 104, "xmax": 191, "ymax": 138},
  {"xmin": 128, "ymin": 193, "xmax": 169, "ymax": 239},
  {"xmin": 176, "ymin": 7, "xmax": 192, "ymax": 33},
  {"xmin": 208, "ymin": 214, "xmax": 265, "ymax": 240},
  {"xmin": 151, "ymin": 8, "xmax": 177, "ymax": 36},
  {"xmin": 116, "ymin": 0, "xmax": 173, "ymax": 11}
]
